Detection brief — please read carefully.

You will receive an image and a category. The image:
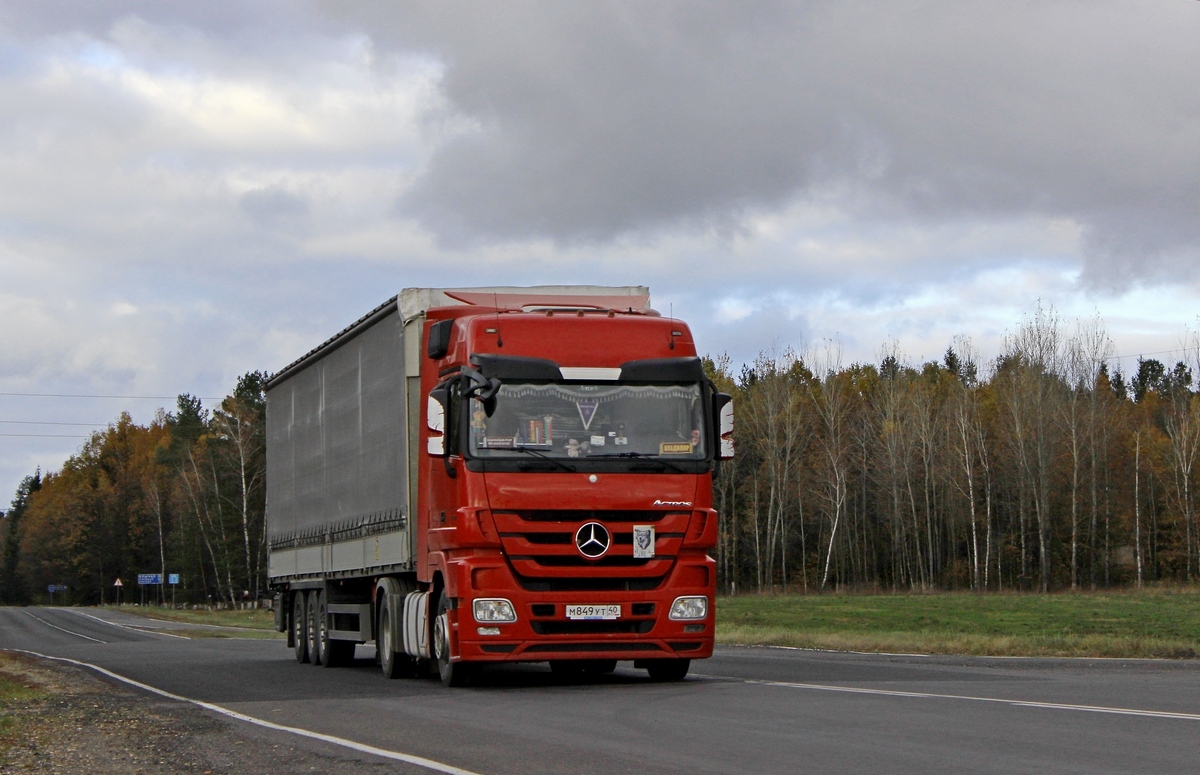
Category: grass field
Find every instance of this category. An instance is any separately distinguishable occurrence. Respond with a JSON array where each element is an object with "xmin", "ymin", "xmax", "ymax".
[
  {"xmin": 102, "ymin": 605, "xmax": 280, "ymax": 637},
  {"xmin": 104, "ymin": 588, "xmax": 1200, "ymax": 657},
  {"xmin": 717, "ymin": 587, "xmax": 1200, "ymax": 659},
  {"xmin": 0, "ymin": 654, "xmax": 44, "ymax": 753}
]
